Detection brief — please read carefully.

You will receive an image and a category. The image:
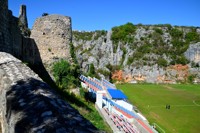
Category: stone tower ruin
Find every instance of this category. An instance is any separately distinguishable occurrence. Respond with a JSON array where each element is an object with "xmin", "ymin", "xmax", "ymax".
[
  {"xmin": 19, "ymin": 5, "xmax": 28, "ymax": 28},
  {"xmin": 0, "ymin": 1, "xmax": 37, "ymax": 64},
  {"xmin": 31, "ymin": 15, "xmax": 72, "ymax": 64}
]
